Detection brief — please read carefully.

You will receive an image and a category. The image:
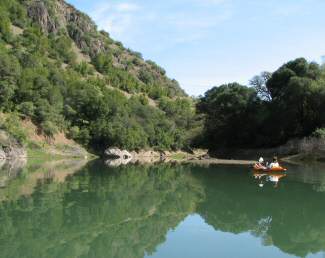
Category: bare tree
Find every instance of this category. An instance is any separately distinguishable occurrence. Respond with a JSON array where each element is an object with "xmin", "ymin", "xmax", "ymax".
[{"xmin": 249, "ymin": 71, "xmax": 272, "ymax": 101}]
